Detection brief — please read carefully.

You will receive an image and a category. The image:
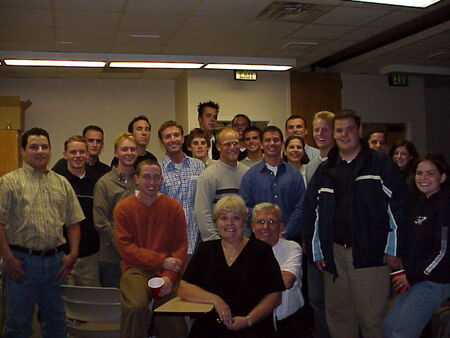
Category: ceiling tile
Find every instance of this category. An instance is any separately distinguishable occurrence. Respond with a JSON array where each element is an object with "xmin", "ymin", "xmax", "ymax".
[
  {"xmin": 182, "ymin": 15, "xmax": 246, "ymax": 34},
  {"xmin": 55, "ymin": 10, "xmax": 122, "ymax": 29},
  {"xmin": 313, "ymin": 6, "xmax": 389, "ymax": 26},
  {"xmin": 56, "ymin": 28, "xmax": 115, "ymax": 44},
  {"xmin": 0, "ymin": 41, "xmax": 56, "ymax": 52},
  {"xmin": 316, "ymin": 39, "xmax": 359, "ymax": 52},
  {"xmin": 289, "ymin": 23, "xmax": 356, "ymax": 40},
  {"xmin": 366, "ymin": 10, "xmax": 420, "ymax": 28},
  {"xmin": 53, "ymin": 0, "xmax": 126, "ymax": 11},
  {"xmin": 339, "ymin": 26, "xmax": 387, "ymax": 41},
  {"xmin": 0, "ymin": 26, "xmax": 54, "ymax": 42},
  {"xmin": 193, "ymin": 0, "xmax": 272, "ymax": 19},
  {"xmin": 238, "ymin": 20, "xmax": 303, "ymax": 38},
  {"xmin": 126, "ymin": 0, "xmax": 199, "ymax": 15},
  {"xmin": 0, "ymin": 0, "xmax": 51, "ymax": 9},
  {"xmin": 120, "ymin": 13, "xmax": 187, "ymax": 33},
  {"xmin": 0, "ymin": 8, "xmax": 53, "ymax": 27}
]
